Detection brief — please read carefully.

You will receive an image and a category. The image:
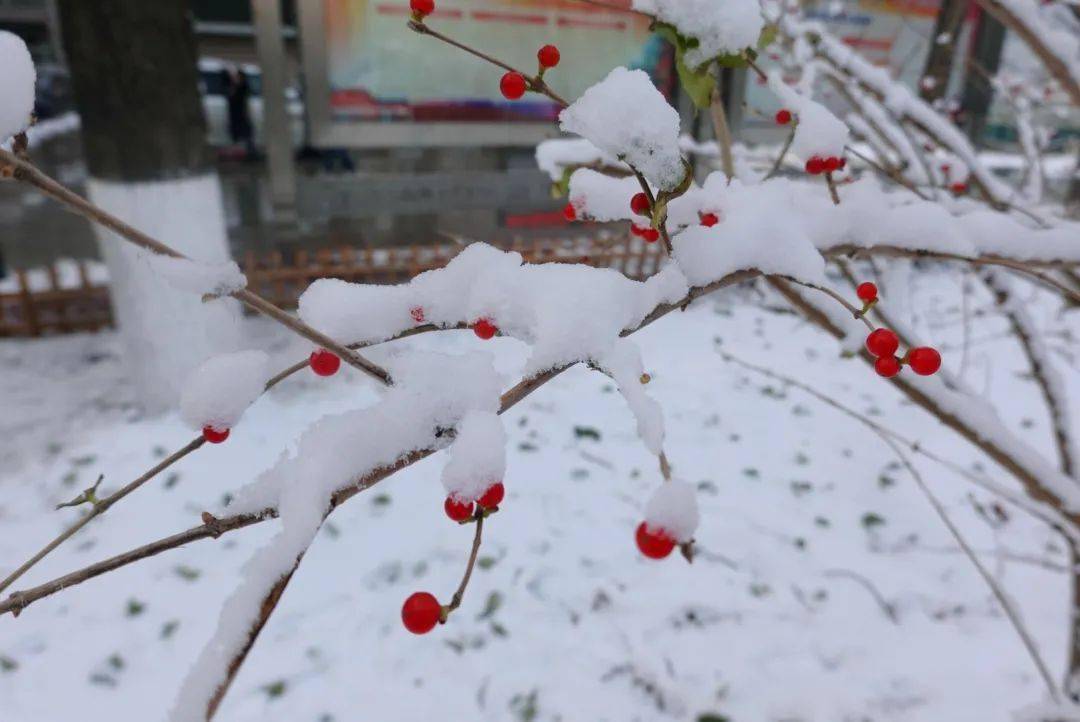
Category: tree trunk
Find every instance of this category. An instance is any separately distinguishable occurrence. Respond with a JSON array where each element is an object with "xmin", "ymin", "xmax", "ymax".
[
  {"xmin": 919, "ymin": 0, "xmax": 969, "ymax": 104},
  {"xmin": 958, "ymin": 6, "xmax": 1005, "ymax": 144},
  {"xmin": 57, "ymin": 0, "xmax": 238, "ymax": 412}
]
